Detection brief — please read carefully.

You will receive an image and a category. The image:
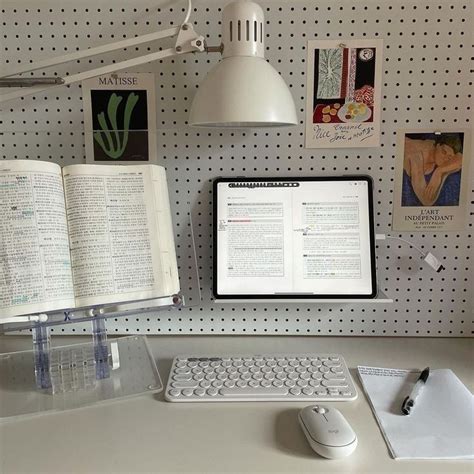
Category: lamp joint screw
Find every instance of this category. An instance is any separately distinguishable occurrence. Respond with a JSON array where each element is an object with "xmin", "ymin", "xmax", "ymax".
[
  {"xmin": 176, "ymin": 46, "xmax": 182, "ymax": 52},
  {"xmin": 182, "ymin": 24, "xmax": 188, "ymax": 30},
  {"xmin": 196, "ymin": 40, "xmax": 202, "ymax": 47}
]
